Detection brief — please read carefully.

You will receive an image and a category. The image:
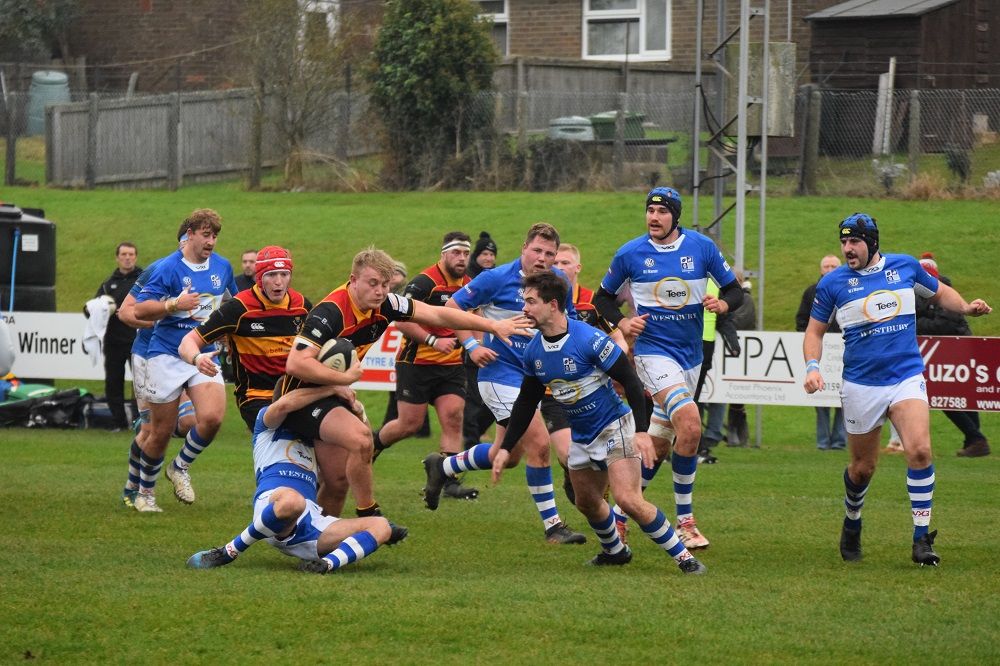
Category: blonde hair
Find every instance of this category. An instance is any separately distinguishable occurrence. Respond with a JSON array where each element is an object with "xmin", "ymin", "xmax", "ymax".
[
  {"xmin": 557, "ymin": 243, "xmax": 580, "ymax": 262},
  {"xmin": 351, "ymin": 246, "xmax": 396, "ymax": 281}
]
